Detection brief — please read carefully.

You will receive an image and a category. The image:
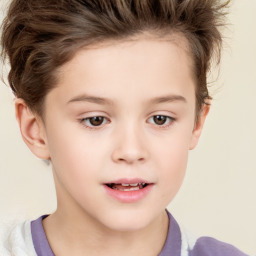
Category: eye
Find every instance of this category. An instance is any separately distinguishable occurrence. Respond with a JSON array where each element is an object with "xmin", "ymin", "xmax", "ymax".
[
  {"xmin": 148, "ymin": 115, "xmax": 174, "ymax": 127},
  {"xmin": 81, "ymin": 116, "xmax": 108, "ymax": 127}
]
